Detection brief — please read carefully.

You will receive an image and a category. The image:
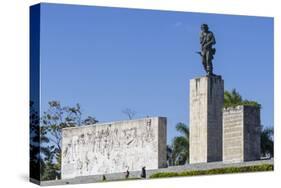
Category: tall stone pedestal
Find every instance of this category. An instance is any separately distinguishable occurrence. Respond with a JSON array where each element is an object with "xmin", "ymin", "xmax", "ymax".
[{"xmin": 189, "ymin": 75, "xmax": 224, "ymax": 164}]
